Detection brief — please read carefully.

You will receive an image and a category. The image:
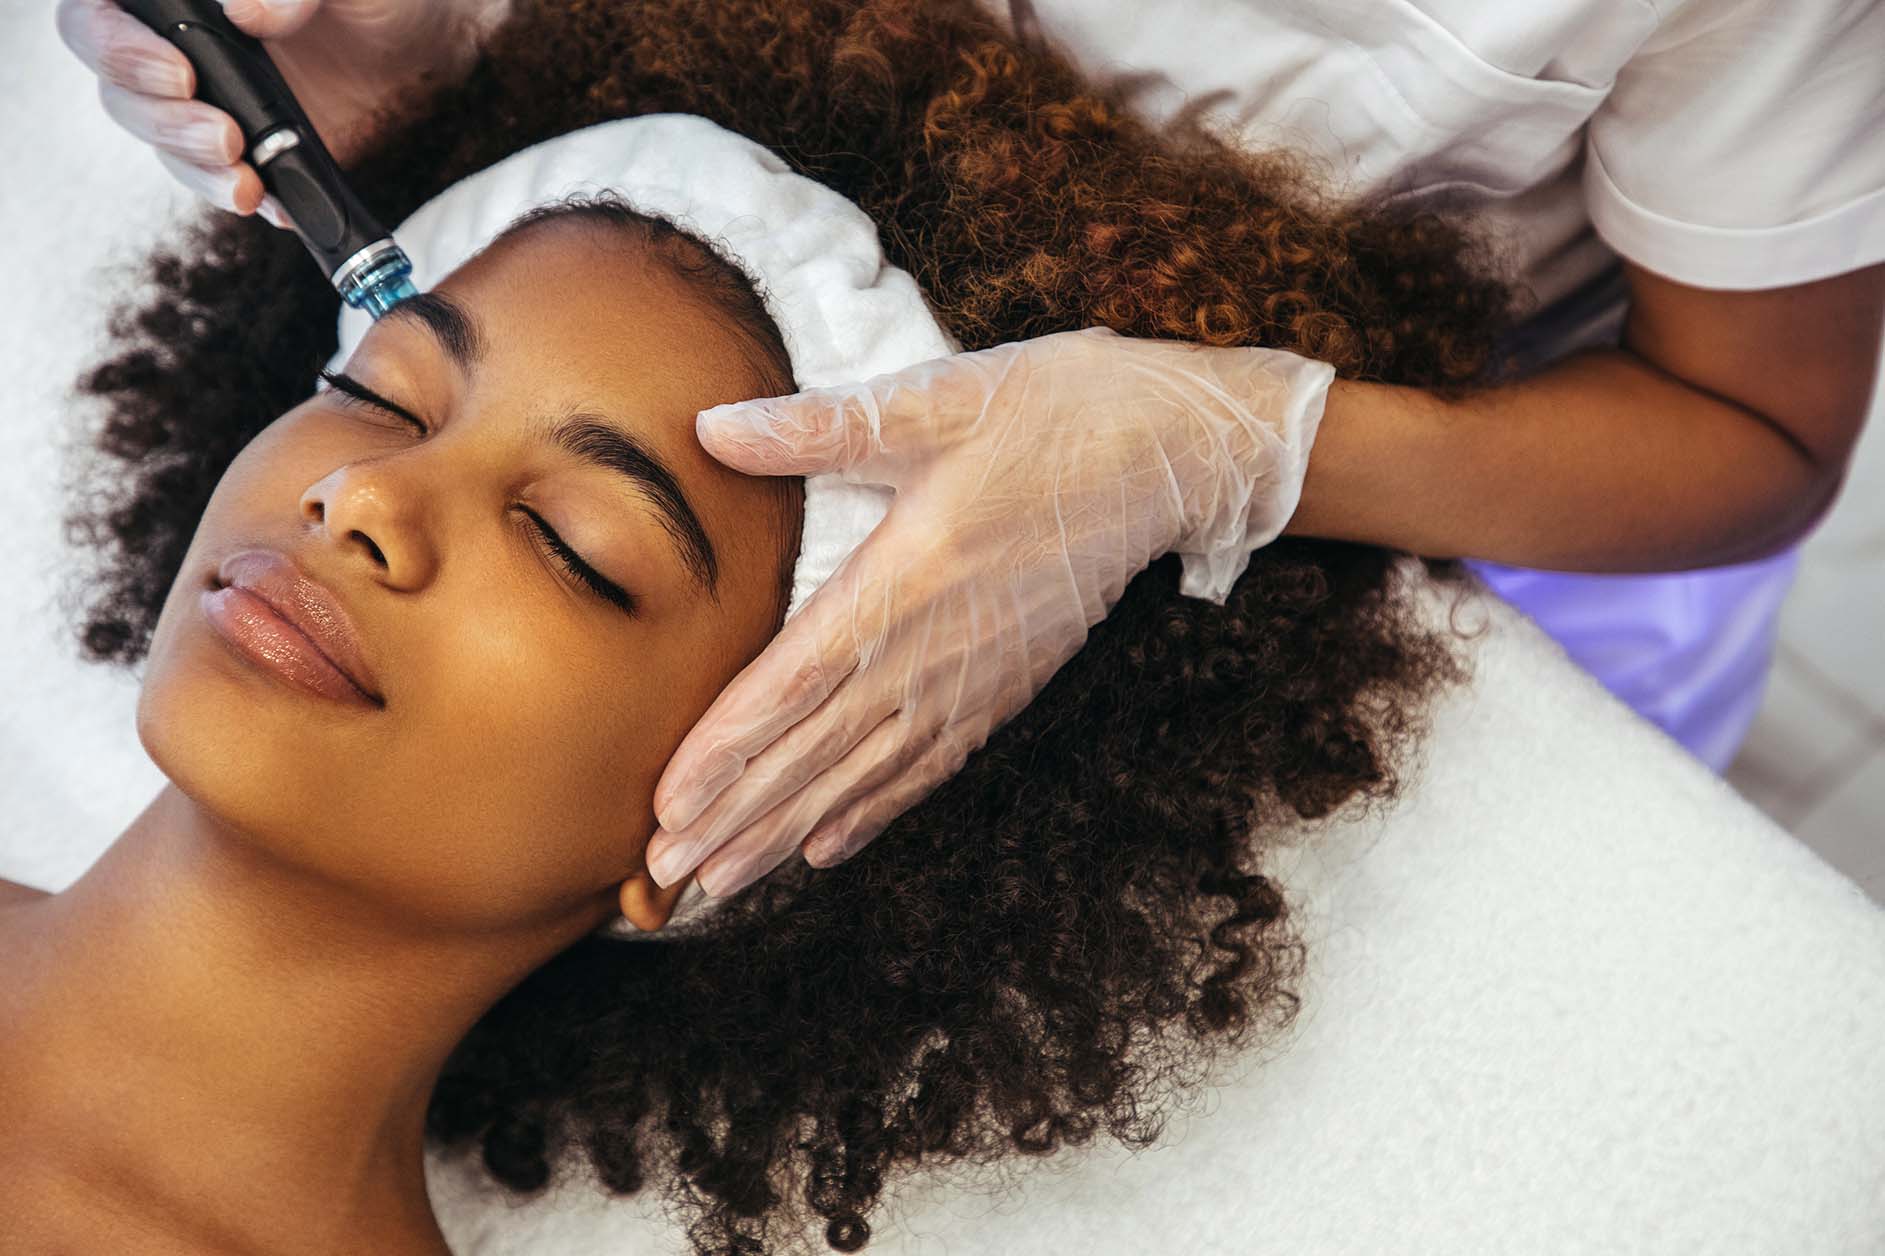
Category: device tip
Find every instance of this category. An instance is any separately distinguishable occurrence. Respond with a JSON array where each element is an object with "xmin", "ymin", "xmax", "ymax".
[
  {"xmin": 358, "ymin": 275, "xmax": 420, "ymax": 320},
  {"xmin": 335, "ymin": 241, "xmax": 421, "ymax": 320}
]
